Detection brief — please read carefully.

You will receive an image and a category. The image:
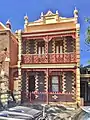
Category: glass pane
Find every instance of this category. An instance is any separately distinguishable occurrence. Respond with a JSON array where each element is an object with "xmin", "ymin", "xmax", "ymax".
[
  {"xmin": 52, "ymin": 85, "xmax": 58, "ymax": 92},
  {"xmin": 56, "ymin": 46, "xmax": 59, "ymax": 53},
  {"xmin": 60, "ymin": 46, "xmax": 62, "ymax": 53},
  {"xmin": 38, "ymin": 47, "xmax": 41, "ymax": 54},
  {"xmin": 42, "ymin": 47, "xmax": 45, "ymax": 54},
  {"xmin": 52, "ymin": 76, "xmax": 58, "ymax": 83}
]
